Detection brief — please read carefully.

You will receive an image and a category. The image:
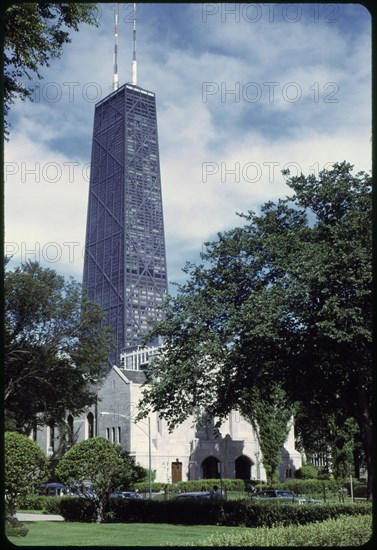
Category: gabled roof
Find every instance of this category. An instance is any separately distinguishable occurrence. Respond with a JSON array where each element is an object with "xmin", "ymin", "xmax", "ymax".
[{"xmin": 113, "ymin": 366, "xmax": 147, "ymax": 385}]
